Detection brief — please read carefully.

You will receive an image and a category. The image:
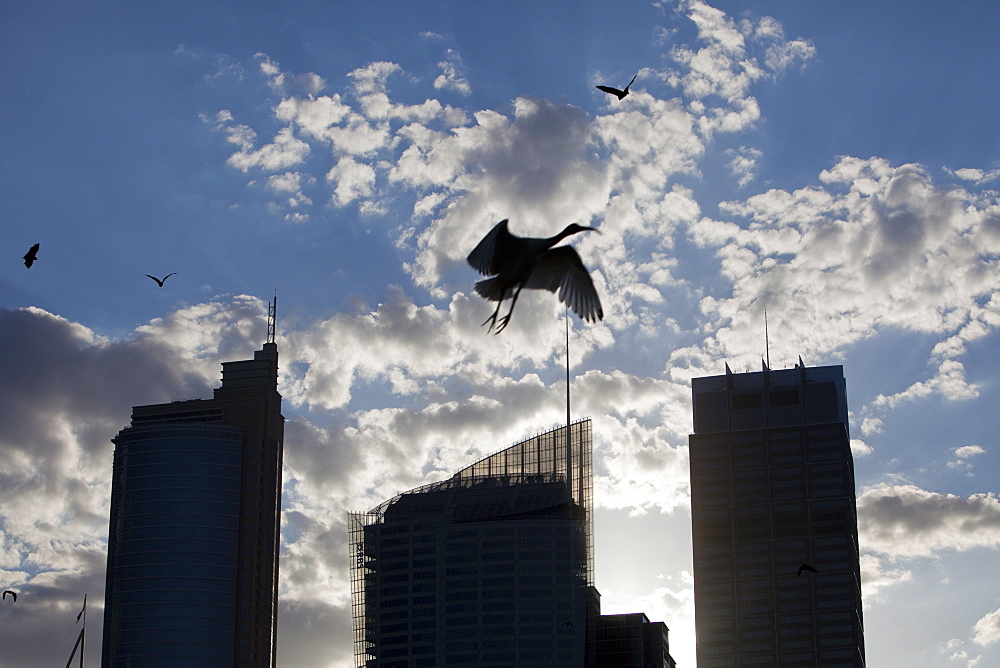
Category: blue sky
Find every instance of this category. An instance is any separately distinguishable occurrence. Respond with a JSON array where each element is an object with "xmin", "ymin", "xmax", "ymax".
[{"xmin": 2, "ymin": 1, "xmax": 1000, "ymax": 665}]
